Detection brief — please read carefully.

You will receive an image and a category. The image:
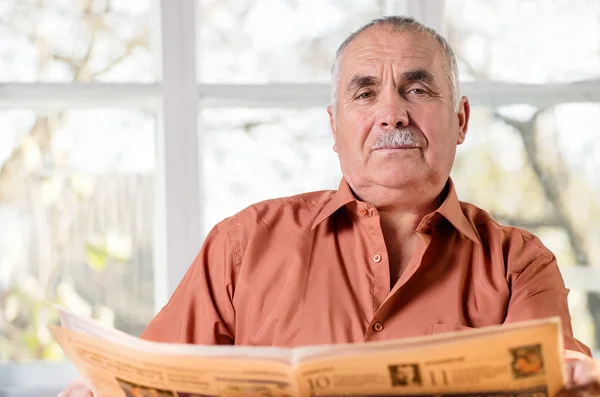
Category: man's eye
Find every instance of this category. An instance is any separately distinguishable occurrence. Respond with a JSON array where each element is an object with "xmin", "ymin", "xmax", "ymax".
[
  {"xmin": 409, "ymin": 88, "xmax": 428, "ymax": 95},
  {"xmin": 357, "ymin": 92, "xmax": 373, "ymax": 99}
]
